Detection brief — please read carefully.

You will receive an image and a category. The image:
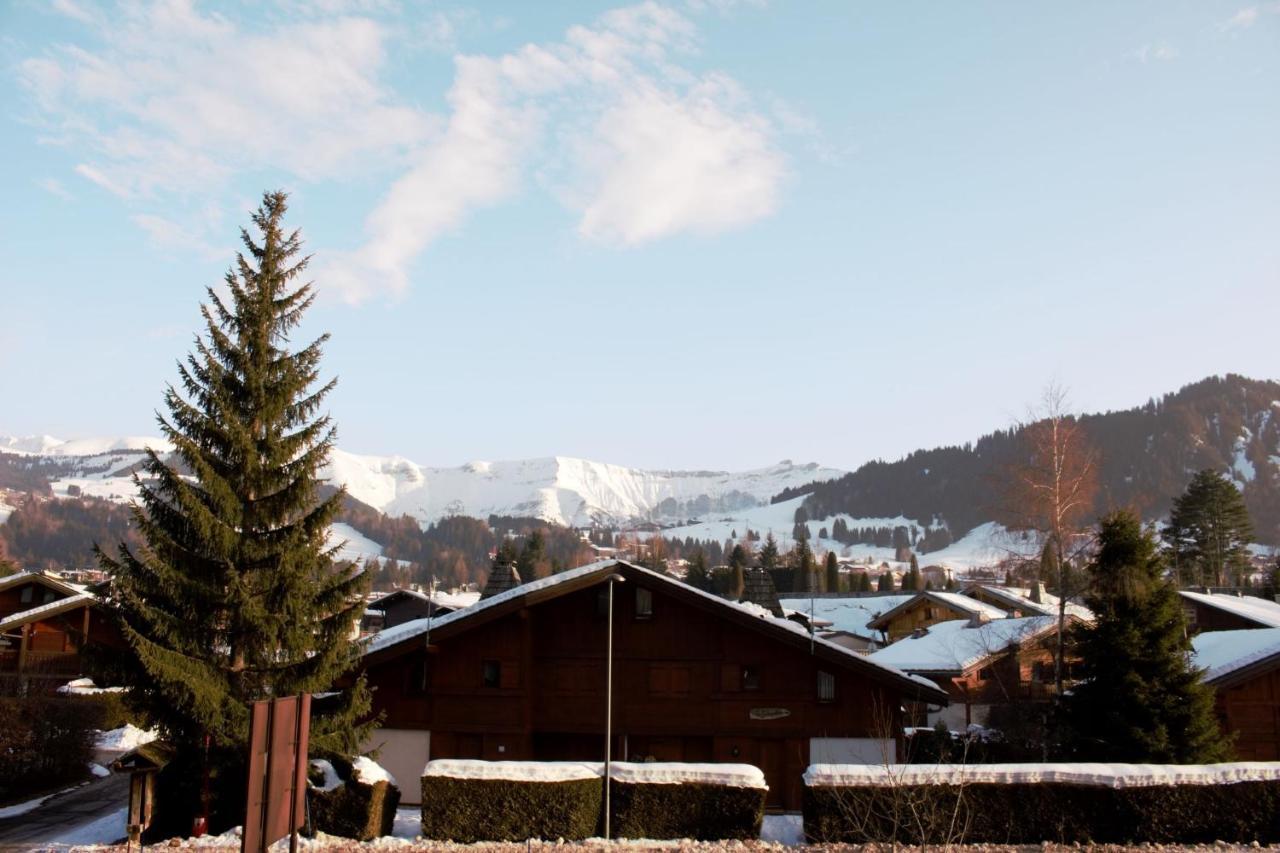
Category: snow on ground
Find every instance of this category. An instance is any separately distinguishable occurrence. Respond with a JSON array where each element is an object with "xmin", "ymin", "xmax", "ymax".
[
  {"xmin": 392, "ymin": 806, "xmax": 421, "ymax": 839},
  {"xmin": 94, "ymin": 723, "xmax": 159, "ymax": 765},
  {"xmin": 58, "ymin": 678, "xmax": 125, "ymax": 695},
  {"xmin": 46, "ymin": 806, "xmax": 127, "ymax": 845},
  {"xmin": 88, "ymin": 762, "xmax": 110, "ymax": 778},
  {"xmin": 761, "ymin": 814, "xmax": 804, "ymax": 846},
  {"xmin": 0, "ymin": 786, "xmax": 74, "ymax": 819},
  {"xmin": 328, "ymin": 522, "xmax": 389, "ymax": 564}
]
